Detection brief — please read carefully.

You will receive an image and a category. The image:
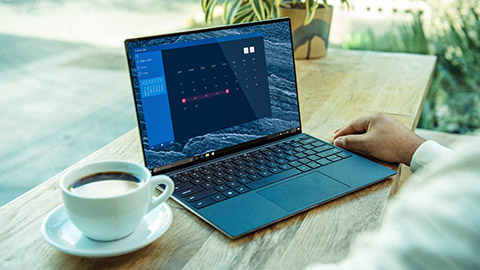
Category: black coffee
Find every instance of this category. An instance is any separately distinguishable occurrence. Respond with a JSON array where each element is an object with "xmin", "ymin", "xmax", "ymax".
[{"xmin": 69, "ymin": 172, "xmax": 143, "ymax": 198}]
